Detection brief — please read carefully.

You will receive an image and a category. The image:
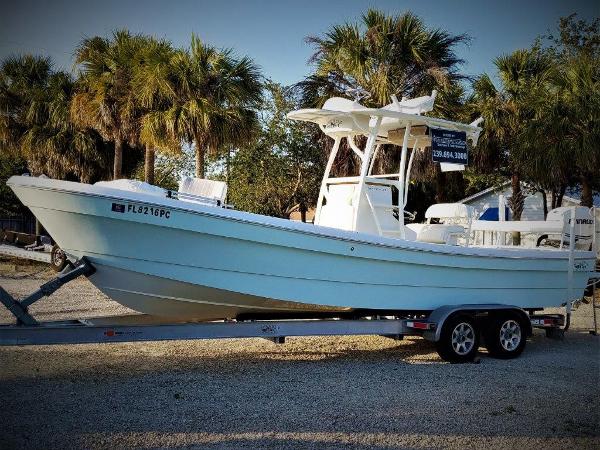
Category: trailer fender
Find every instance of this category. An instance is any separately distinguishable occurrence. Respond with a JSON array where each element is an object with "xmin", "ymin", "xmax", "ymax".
[{"xmin": 423, "ymin": 304, "xmax": 532, "ymax": 342}]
